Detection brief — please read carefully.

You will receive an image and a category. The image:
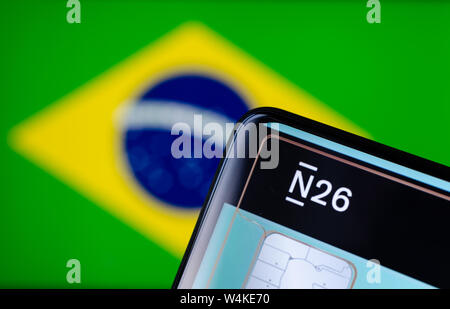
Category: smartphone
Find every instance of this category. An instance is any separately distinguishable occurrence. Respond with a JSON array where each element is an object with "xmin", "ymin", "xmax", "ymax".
[{"xmin": 173, "ymin": 107, "xmax": 450, "ymax": 289}]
